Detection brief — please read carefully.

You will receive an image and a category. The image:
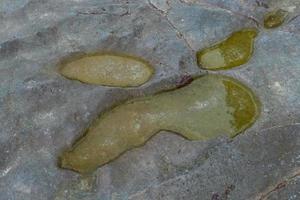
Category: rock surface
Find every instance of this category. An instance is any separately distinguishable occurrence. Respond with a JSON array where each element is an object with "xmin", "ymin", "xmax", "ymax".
[{"xmin": 0, "ymin": 0, "xmax": 300, "ymax": 199}]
